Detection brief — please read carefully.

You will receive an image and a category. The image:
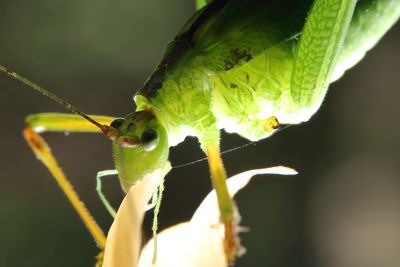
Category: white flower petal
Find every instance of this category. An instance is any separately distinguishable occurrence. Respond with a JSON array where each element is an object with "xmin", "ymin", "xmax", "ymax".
[
  {"xmin": 192, "ymin": 166, "xmax": 297, "ymax": 224},
  {"xmin": 138, "ymin": 222, "xmax": 226, "ymax": 267},
  {"xmin": 103, "ymin": 166, "xmax": 171, "ymax": 267},
  {"xmin": 138, "ymin": 166, "xmax": 297, "ymax": 267}
]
